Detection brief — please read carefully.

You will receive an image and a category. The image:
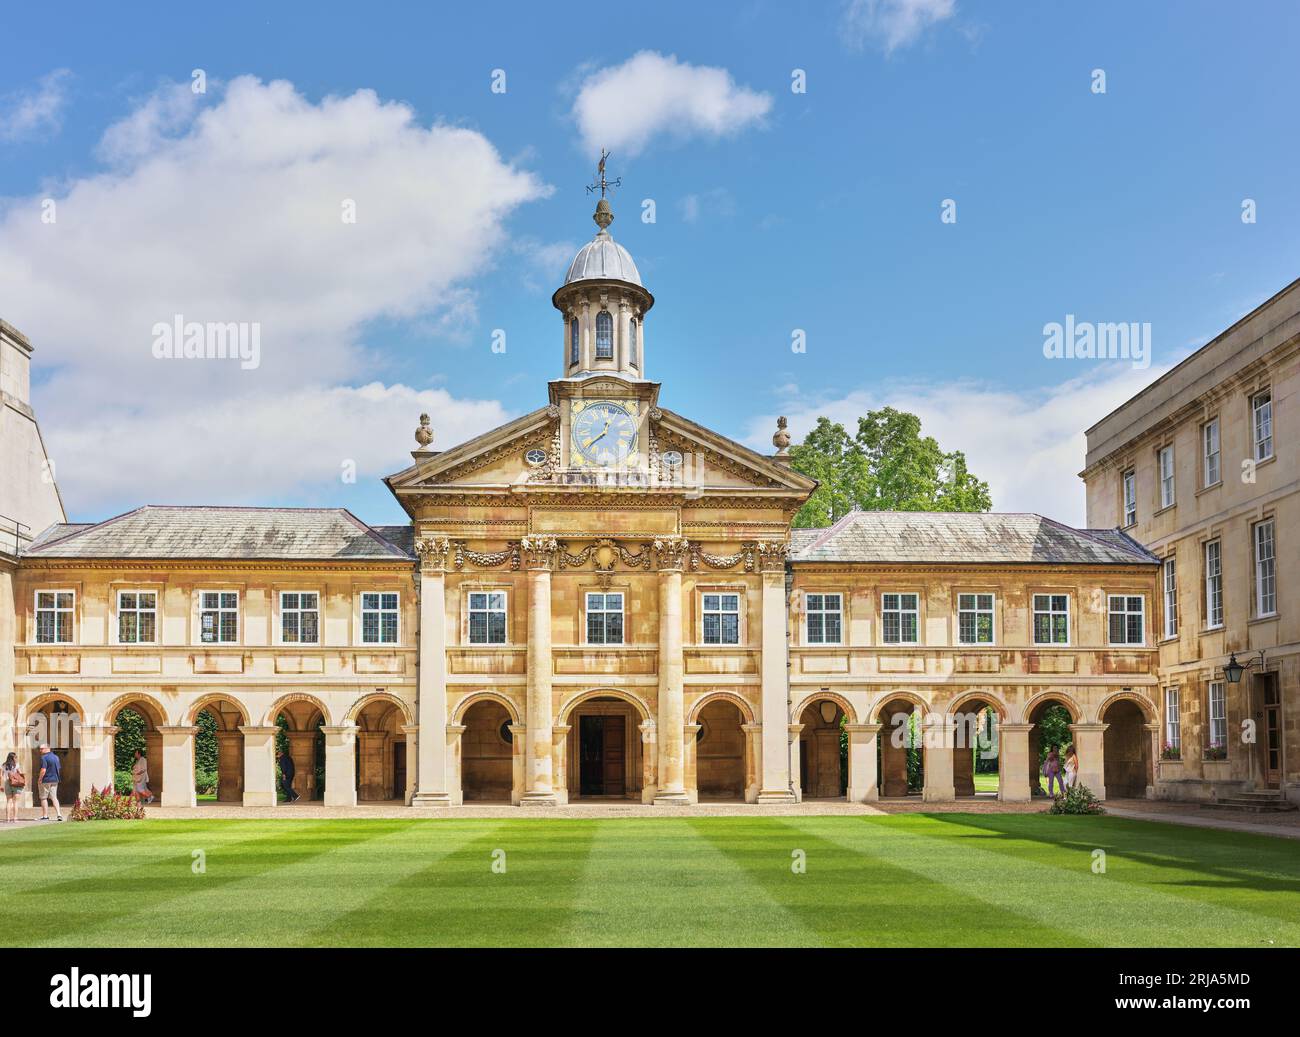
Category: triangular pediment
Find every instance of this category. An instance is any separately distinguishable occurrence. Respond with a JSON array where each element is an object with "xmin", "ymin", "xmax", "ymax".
[{"xmin": 384, "ymin": 400, "xmax": 815, "ymax": 512}]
